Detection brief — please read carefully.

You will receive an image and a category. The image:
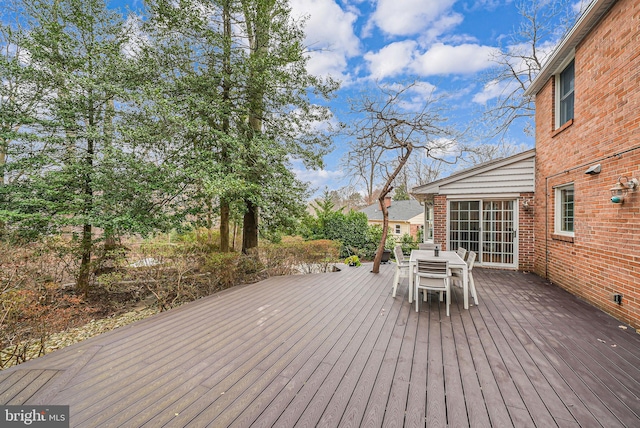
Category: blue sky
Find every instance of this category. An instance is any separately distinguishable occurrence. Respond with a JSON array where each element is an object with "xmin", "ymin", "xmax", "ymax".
[
  {"xmin": 117, "ymin": 0, "xmax": 587, "ymax": 194},
  {"xmin": 286, "ymin": 0, "xmax": 530, "ymax": 193}
]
